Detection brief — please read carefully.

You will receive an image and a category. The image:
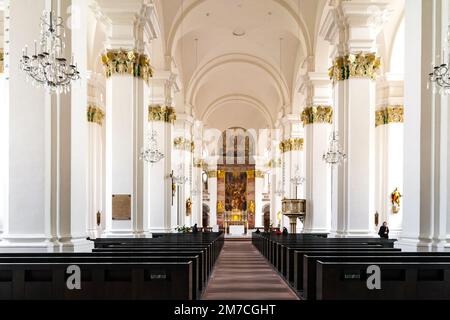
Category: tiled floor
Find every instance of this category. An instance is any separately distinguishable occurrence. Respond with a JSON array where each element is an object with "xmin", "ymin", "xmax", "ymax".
[{"xmin": 202, "ymin": 240, "xmax": 299, "ymax": 300}]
